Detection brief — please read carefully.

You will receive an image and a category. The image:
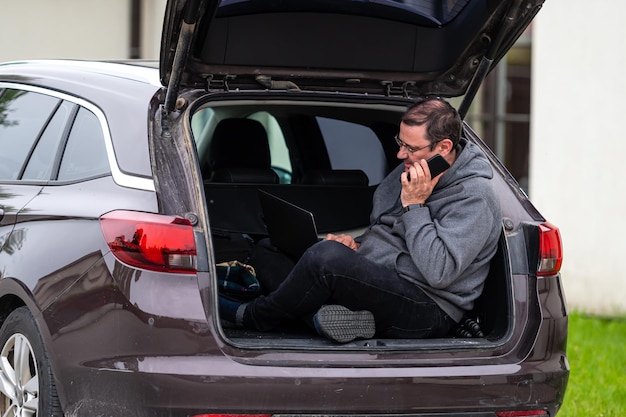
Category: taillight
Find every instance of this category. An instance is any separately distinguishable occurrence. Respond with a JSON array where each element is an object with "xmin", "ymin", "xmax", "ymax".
[
  {"xmin": 537, "ymin": 222, "xmax": 562, "ymax": 277},
  {"xmin": 100, "ymin": 210, "xmax": 197, "ymax": 274}
]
